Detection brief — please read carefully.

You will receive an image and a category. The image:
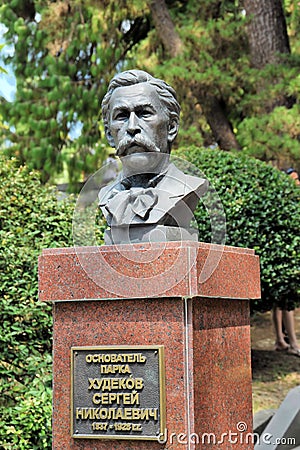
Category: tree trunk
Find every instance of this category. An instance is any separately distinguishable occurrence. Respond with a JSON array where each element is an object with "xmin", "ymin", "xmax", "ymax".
[
  {"xmin": 149, "ymin": 0, "xmax": 240, "ymax": 150},
  {"xmin": 244, "ymin": 0, "xmax": 290, "ymax": 68},
  {"xmin": 200, "ymin": 95, "xmax": 240, "ymax": 150},
  {"xmin": 149, "ymin": 0, "xmax": 182, "ymax": 57},
  {"xmin": 243, "ymin": 0, "xmax": 294, "ymax": 111}
]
